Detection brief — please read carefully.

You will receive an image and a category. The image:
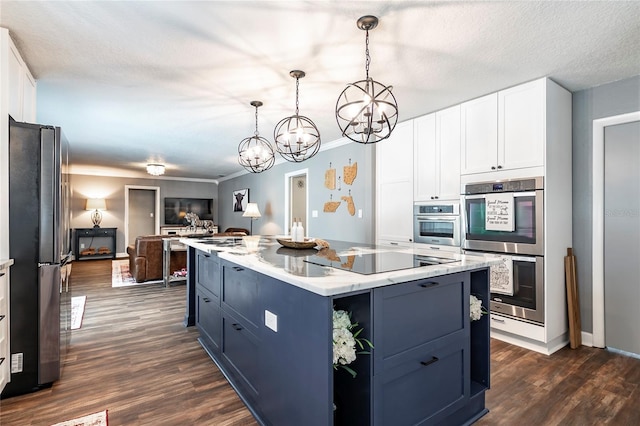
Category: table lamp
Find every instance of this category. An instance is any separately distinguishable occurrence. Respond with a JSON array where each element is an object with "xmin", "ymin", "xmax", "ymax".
[
  {"xmin": 242, "ymin": 202, "xmax": 261, "ymax": 235},
  {"xmin": 86, "ymin": 198, "xmax": 107, "ymax": 228}
]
